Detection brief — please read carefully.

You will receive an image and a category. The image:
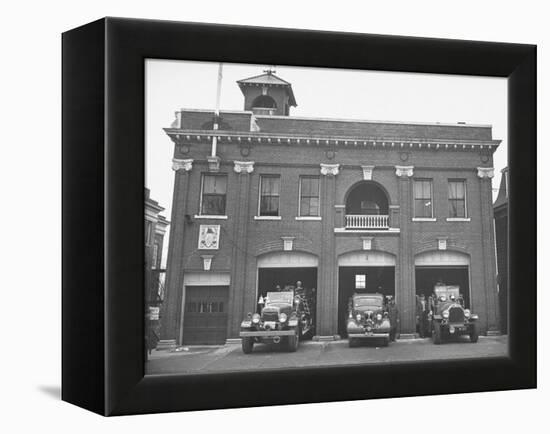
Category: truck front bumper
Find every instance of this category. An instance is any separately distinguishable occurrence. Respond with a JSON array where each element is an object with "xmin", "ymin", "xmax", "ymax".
[
  {"xmin": 348, "ymin": 332, "xmax": 390, "ymax": 339},
  {"xmin": 442, "ymin": 323, "xmax": 474, "ymax": 335},
  {"xmin": 240, "ymin": 330, "xmax": 295, "ymax": 337}
]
